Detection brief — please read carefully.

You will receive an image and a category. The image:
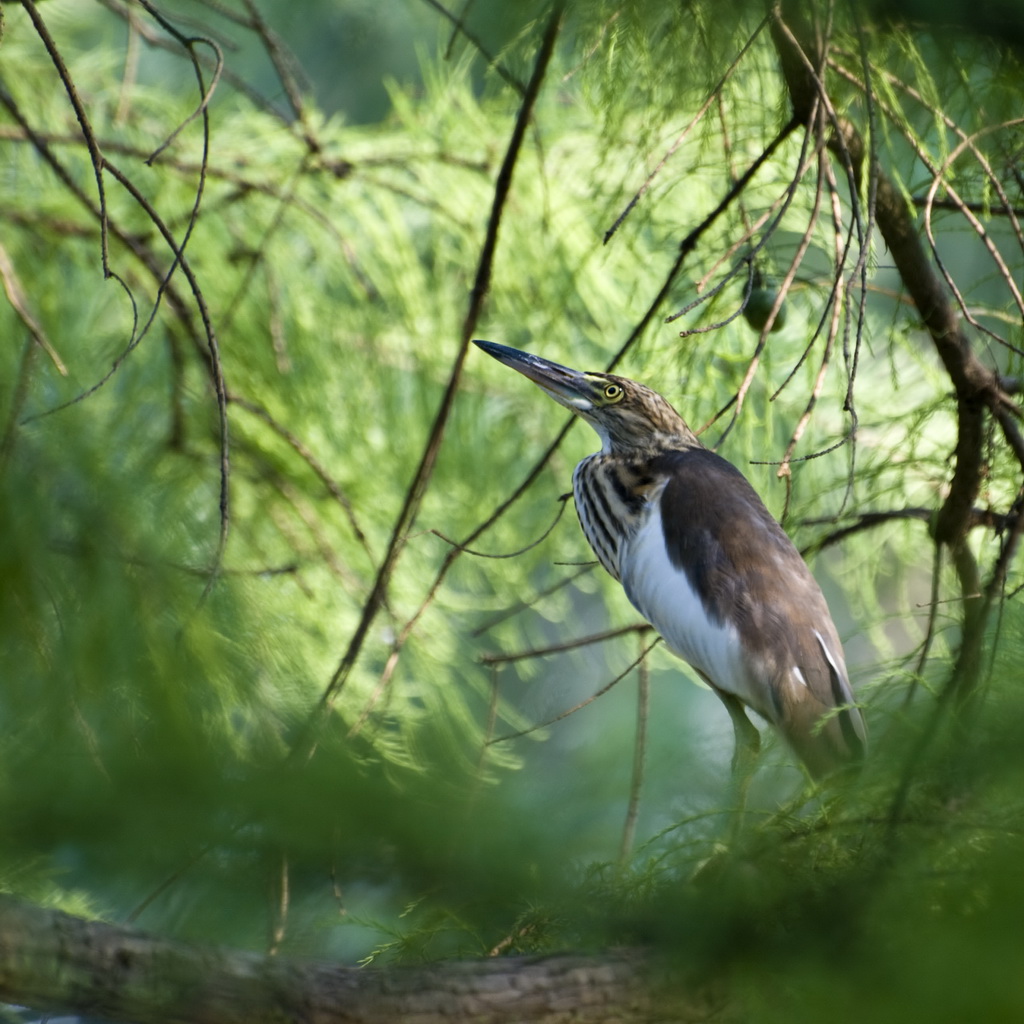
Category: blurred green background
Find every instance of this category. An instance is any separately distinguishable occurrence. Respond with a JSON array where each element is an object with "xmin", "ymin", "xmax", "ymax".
[{"xmin": 0, "ymin": 0, "xmax": 1022, "ymax": 1019}]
